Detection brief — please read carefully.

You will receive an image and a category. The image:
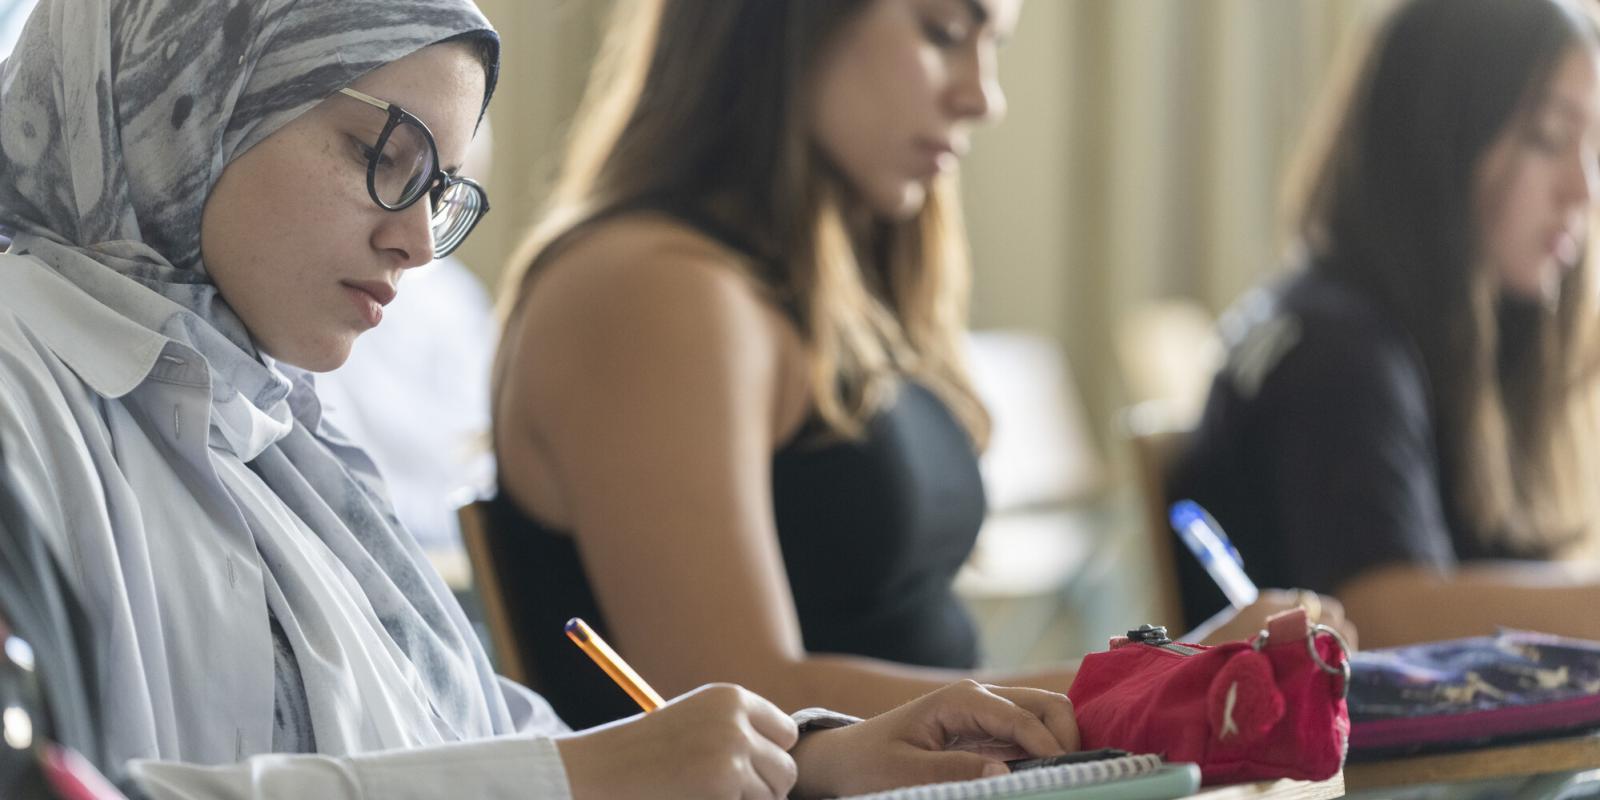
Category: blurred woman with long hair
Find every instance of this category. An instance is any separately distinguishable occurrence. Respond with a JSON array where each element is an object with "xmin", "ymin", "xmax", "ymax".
[
  {"xmin": 1172, "ymin": 0, "xmax": 1600, "ymax": 648},
  {"xmin": 492, "ymin": 0, "xmax": 1337, "ymax": 730}
]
